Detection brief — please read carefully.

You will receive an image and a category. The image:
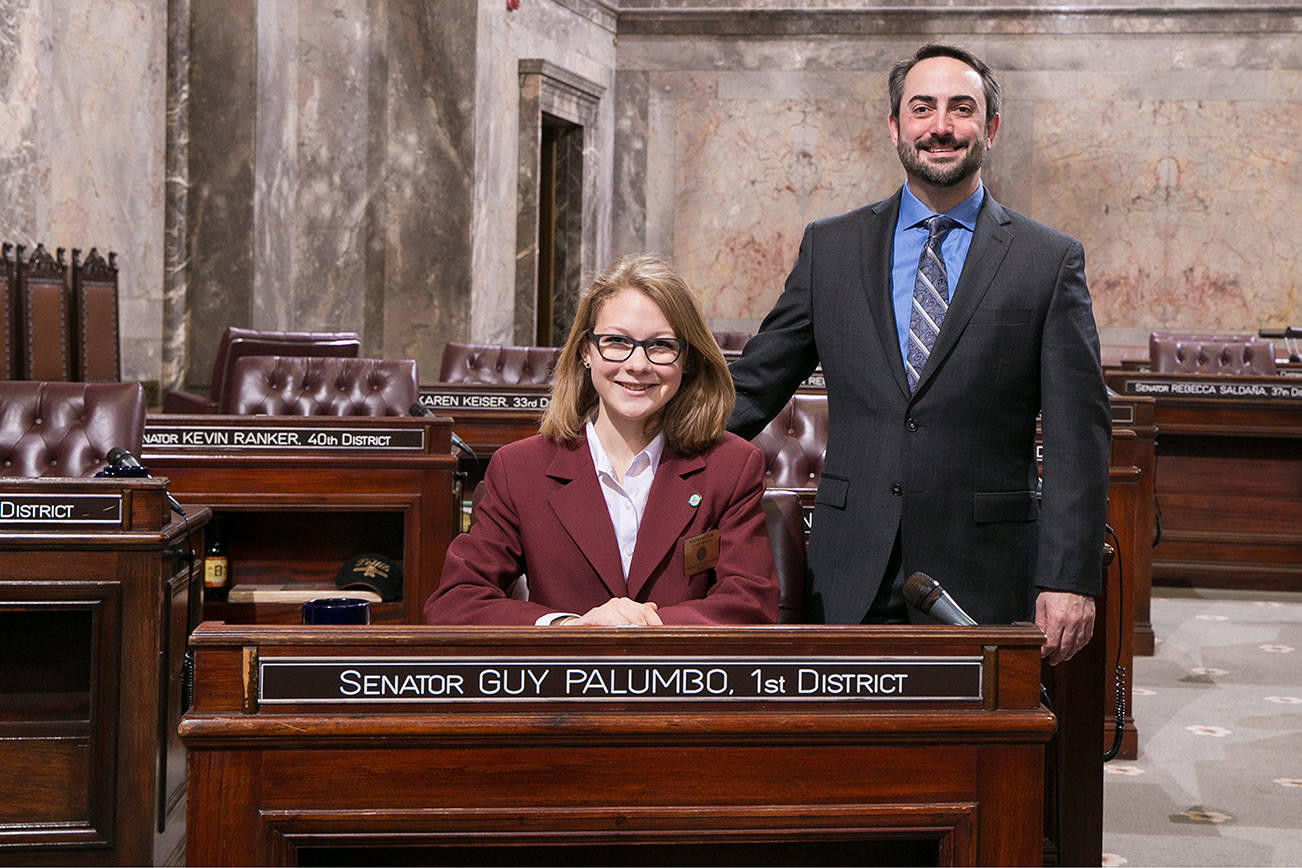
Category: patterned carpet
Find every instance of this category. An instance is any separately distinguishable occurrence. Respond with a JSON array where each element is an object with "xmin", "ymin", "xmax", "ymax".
[{"xmin": 1102, "ymin": 588, "xmax": 1302, "ymax": 867}]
